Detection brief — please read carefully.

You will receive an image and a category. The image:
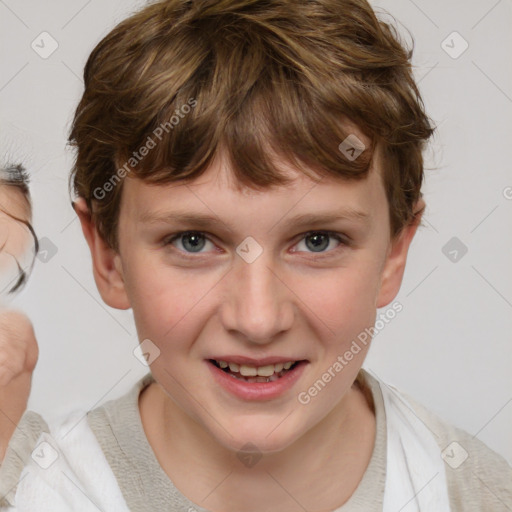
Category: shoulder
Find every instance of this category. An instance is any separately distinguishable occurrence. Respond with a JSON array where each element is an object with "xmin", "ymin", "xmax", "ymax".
[
  {"xmin": 399, "ymin": 388, "xmax": 512, "ymax": 511},
  {"xmin": 0, "ymin": 407, "xmax": 105, "ymax": 509},
  {"xmin": 12, "ymin": 406, "xmax": 130, "ymax": 512},
  {"xmin": 0, "ymin": 374, "xmax": 152, "ymax": 511},
  {"xmin": 0, "ymin": 410, "xmax": 49, "ymax": 508}
]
